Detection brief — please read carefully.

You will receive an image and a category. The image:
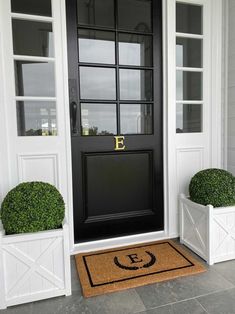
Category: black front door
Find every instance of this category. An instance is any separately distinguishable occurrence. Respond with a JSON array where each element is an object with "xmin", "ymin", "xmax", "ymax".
[{"xmin": 66, "ymin": 0, "xmax": 163, "ymax": 243}]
